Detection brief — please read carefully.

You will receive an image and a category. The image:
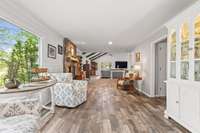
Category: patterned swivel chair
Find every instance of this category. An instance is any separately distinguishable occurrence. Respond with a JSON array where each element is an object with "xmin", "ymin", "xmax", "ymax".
[{"xmin": 51, "ymin": 73, "xmax": 88, "ymax": 108}]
